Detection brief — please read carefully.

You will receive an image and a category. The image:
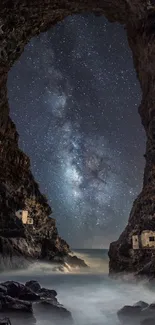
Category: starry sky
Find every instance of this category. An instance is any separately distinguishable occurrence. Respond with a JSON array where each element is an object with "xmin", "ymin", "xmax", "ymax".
[{"xmin": 8, "ymin": 14, "xmax": 145, "ymax": 248}]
